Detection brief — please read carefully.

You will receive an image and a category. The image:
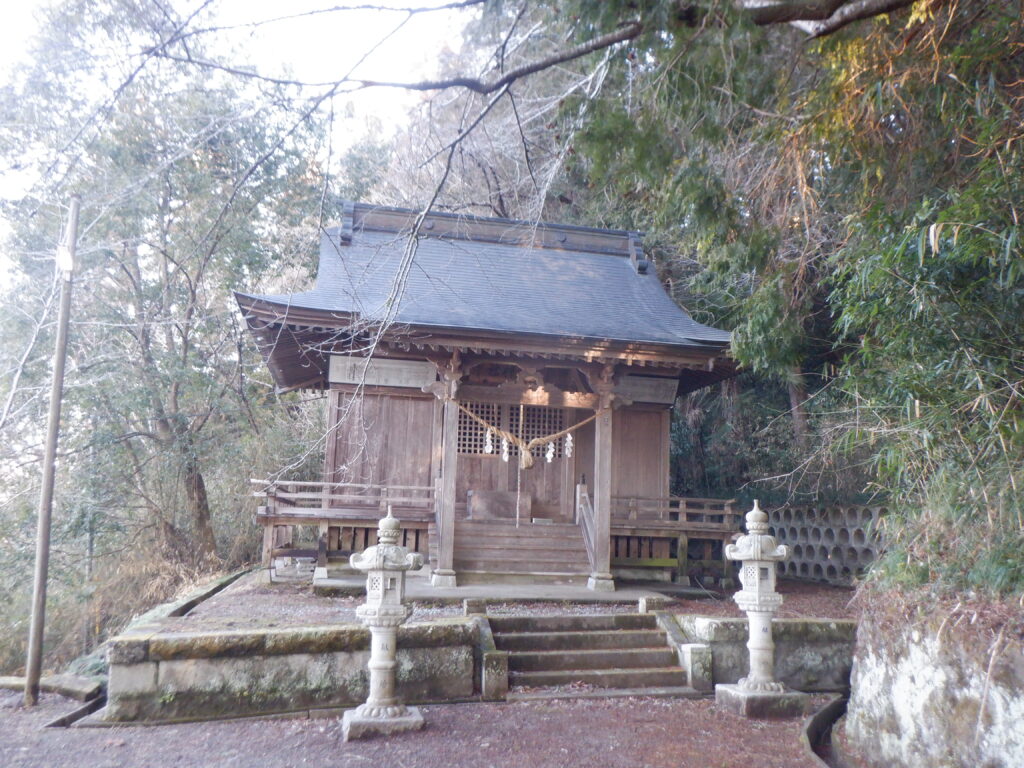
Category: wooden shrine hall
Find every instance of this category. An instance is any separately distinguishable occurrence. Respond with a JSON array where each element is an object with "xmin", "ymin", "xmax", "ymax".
[{"xmin": 237, "ymin": 203, "xmax": 741, "ymax": 590}]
